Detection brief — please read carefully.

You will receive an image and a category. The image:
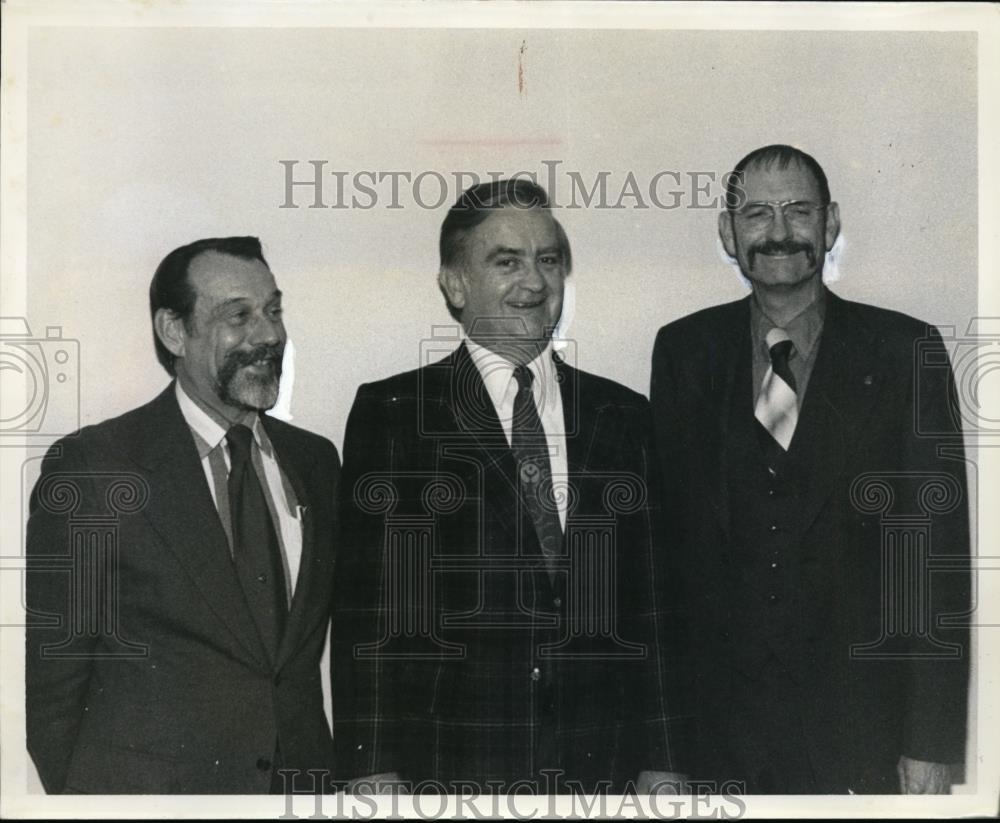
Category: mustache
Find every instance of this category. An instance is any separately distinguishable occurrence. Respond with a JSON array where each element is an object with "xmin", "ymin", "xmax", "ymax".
[
  {"xmin": 217, "ymin": 343, "xmax": 285, "ymax": 390},
  {"xmin": 224, "ymin": 343, "xmax": 284, "ymax": 371},
  {"xmin": 748, "ymin": 240, "xmax": 817, "ymax": 269}
]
